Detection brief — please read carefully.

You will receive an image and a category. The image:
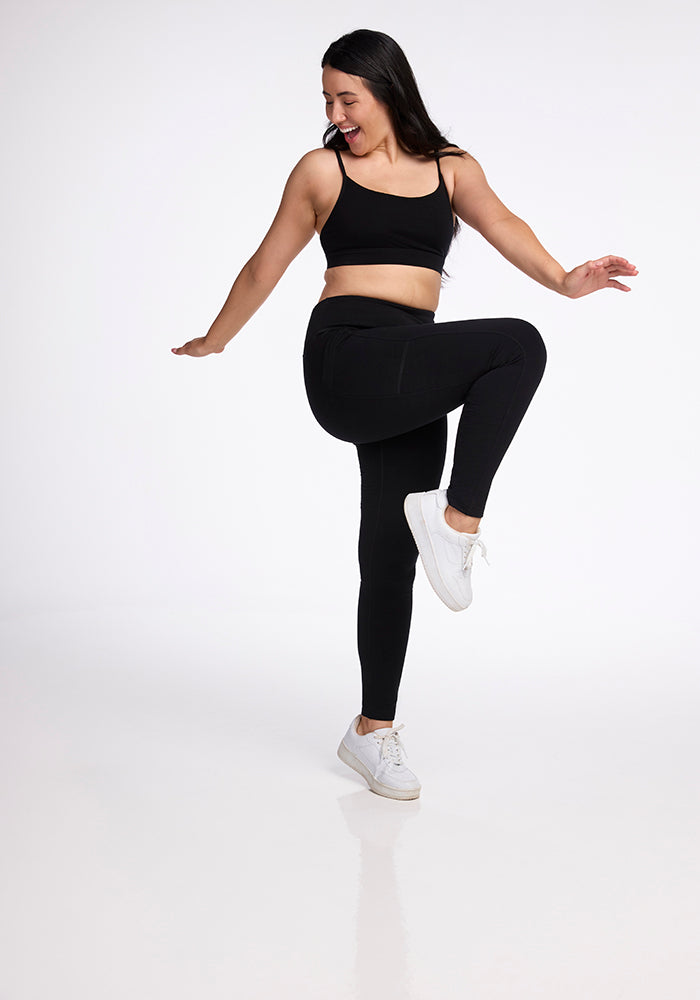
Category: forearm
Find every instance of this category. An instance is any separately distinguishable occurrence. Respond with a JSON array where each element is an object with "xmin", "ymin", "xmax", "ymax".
[
  {"xmin": 204, "ymin": 261, "xmax": 278, "ymax": 351},
  {"xmin": 484, "ymin": 215, "xmax": 567, "ymax": 294}
]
